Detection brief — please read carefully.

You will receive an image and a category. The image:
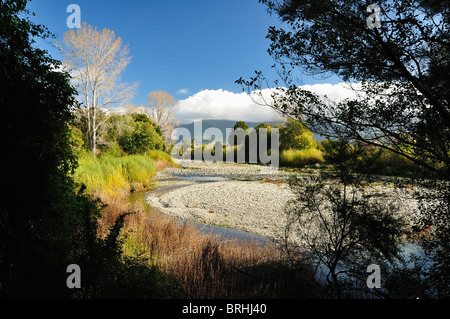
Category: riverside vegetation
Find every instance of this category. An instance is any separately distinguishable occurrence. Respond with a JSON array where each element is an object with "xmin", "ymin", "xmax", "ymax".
[
  {"xmin": 2, "ymin": 0, "xmax": 448, "ymax": 299},
  {"xmin": 71, "ymin": 120, "xmax": 324, "ymax": 298},
  {"xmin": 70, "ymin": 115, "xmax": 434, "ymax": 298}
]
